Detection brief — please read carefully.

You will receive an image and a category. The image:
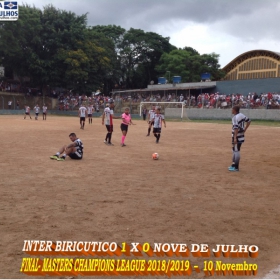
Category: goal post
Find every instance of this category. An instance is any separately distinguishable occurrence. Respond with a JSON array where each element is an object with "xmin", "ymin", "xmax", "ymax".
[{"xmin": 140, "ymin": 102, "xmax": 186, "ymax": 121}]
